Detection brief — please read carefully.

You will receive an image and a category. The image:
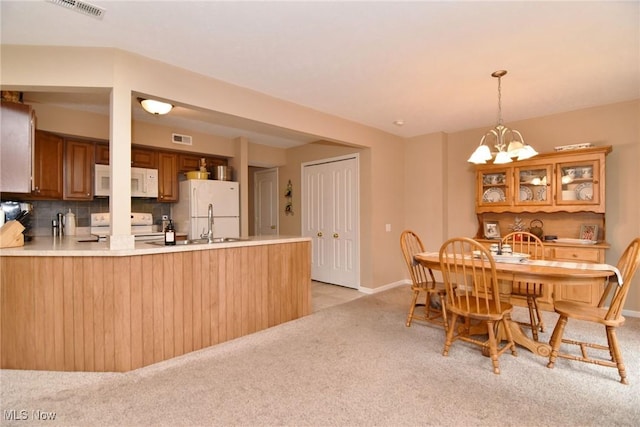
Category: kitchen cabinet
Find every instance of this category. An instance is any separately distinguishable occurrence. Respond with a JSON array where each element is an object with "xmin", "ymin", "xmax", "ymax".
[
  {"xmin": 131, "ymin": 147, "xmax": 157, "ymax": 168},
  {"xmin": 31, "ymin": 130, "xmax": 64, "ymax": 199},
  {"xmin": 1, "ymin": 101, "xmax": 35, "ymax": 193},
  {"xmin": 64, "ymin": 139, "xmax": 94, "ymax": 200},
  {"xmin": 178, "ymin": 153, "xmax": 228, "ymax": 175},
  {"xmin": 95, "ymin": 143, "xmax": 109, "ymax": 165},
  {"xmin": 157, "ymin": 151, "xmax": 178, "ymax": 202},
  {"xmin": 178, "ymin": 153, "xmax": 204, "ymax": 172}
]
